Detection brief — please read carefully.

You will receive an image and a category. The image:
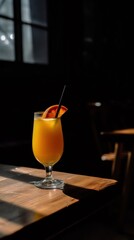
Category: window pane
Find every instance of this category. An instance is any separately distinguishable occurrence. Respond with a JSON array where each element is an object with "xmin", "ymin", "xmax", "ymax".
[
  {"xmin": 22, "ymin": 25, "xmax": 48, "ymax": 64},
  {"xmin": 21, "ymin": 0, "xmax": 48, "ymax": 26},
  {"xmin": 0, "ymin": 0, "xmax": 13, "ymax": 18},
  {"xmin": 0, "ymin": 18, "xmax": 15, "ymax": 61}
]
